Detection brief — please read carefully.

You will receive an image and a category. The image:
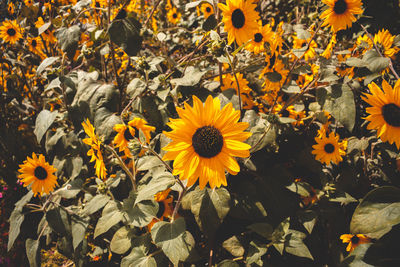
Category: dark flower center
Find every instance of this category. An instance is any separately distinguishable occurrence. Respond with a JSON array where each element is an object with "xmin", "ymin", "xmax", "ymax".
[
  {"xmin": 254, "ymin": 33, "xmax": 263, "ymax": 43},
  {"xmin": 32, "ymin": 40, "xmax": 37, "ymax": 47},
  {"xmin": 333, "ymin": 0, "xmax": 347, "ymax": 15},
  {"xmin": 231, "ymin": 9, "xmax": 245, "ymax": 29},
  {"xmin": 382, "ymin": 103, "xmax": 400, "ymax": 127},
  {"xmin": 281, "ymin": 109, "xmax": 290, "ymax": 117},
  {"xmin": 157, "ymin": 201, "xmax": 166, "ymax": 218},
  {"xmin": 173, "ymin": 13, "xmax": 178, "ymax": 19},
  {"xmin": 351, "ymin": 235, "xmax": 360, "ymax": 244},
  {"xmin": 7, "ymin": 28, "xmax": 16, "ymax": 37},
  {"xmin": 192, "ymin": 126, "xmax": 224, "ymax": 158},
  {"xmin": 34, "ymin": 166, "xmax": 48, "ymax": 180},
  {"xmin": 324, "ymin": 143, "xmax": 335, "ymax": 154},
  {"xmin": 206, "ymin": 7, "xmax": 211, "ymax": 13}
]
